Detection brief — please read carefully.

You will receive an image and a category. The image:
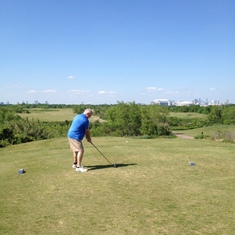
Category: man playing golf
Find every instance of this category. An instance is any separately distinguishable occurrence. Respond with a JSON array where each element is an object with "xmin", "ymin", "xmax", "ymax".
[{"xmin": 68, "ymin": 108, "xmax": 93, "ymax": 172}]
